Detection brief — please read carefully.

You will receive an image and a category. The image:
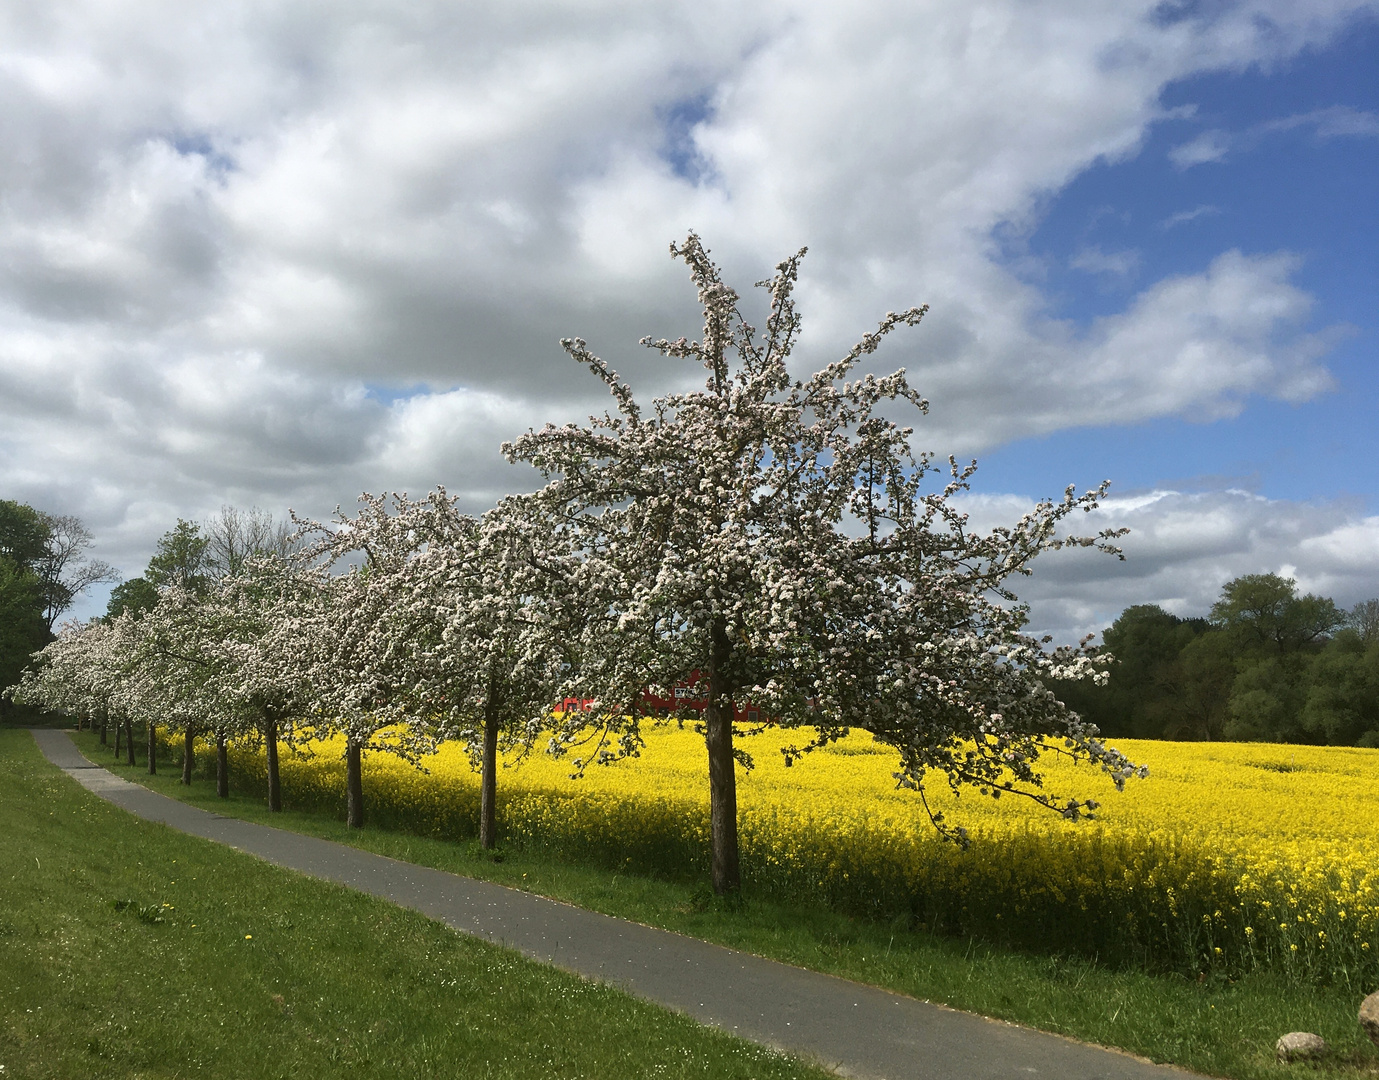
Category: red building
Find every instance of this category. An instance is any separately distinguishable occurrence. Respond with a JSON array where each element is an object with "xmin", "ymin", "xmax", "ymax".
[{"xmin": 561, "ymin": 670, "xmax": 763, "ymax": 723}]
